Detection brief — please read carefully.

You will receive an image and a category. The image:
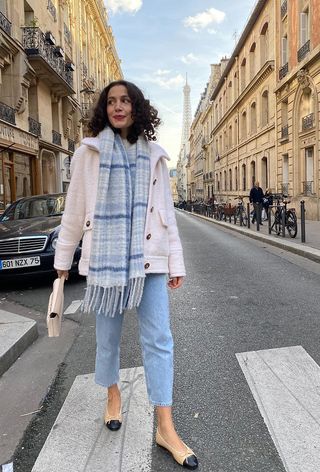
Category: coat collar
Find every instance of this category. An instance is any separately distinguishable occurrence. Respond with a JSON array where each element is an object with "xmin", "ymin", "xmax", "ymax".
[{"xmin": 81, "ymin": 137, "xmax": 170, "ymax": 162}]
